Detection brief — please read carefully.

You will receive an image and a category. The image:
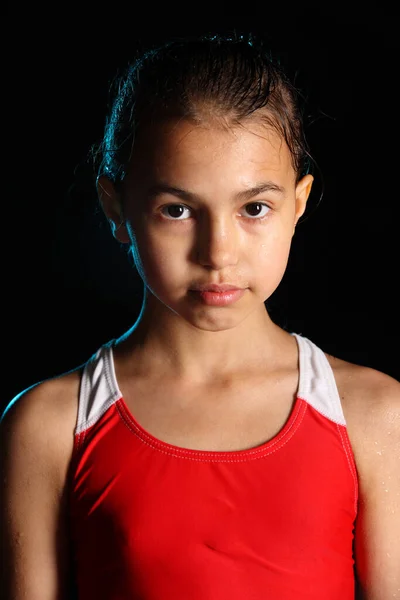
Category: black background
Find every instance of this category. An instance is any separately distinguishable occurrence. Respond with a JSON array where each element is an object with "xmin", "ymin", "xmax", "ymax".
[{"xmin": 5, "ymin": 2, "xmax": 399, "ymax": 413}]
